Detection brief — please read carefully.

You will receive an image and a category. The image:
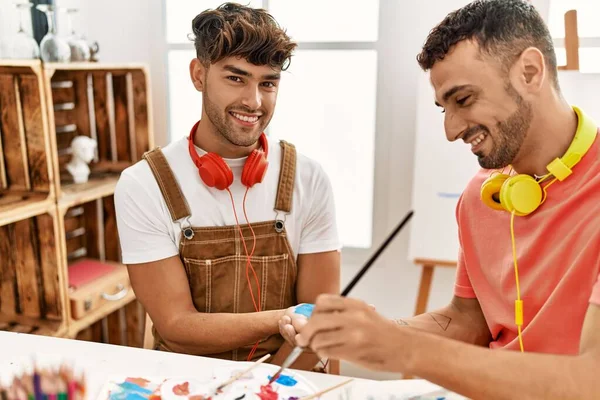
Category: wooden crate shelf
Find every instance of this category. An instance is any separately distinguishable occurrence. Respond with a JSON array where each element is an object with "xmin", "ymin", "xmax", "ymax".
[
  {"xmin": 0, "ymin": 208, "xmax": 67, "ymax": 337},
  {"xmin": 70, "ymin": 300, "xmax": 145, "ymax": 349},
  {"xmin": 0, "ymin": 314, "xmax": 65, "ymax": 337},
  {"xmin": 60, "ymin": 196, "xmax": 134, "ymax": 339},
  {"xmin": 0, "ymin": 61, "xmax": 55, "ymax": 228},
  {"xmin": 0, "ymin": 194, "xmax": 53, "ymax": 227},
  {"xmin": 0, "ymin": 60, "xmax": 152, "ymax": 345},
  {"xmin": 58, "ymin": 174, "xmax": 119, "ymax": 211},
  {"xmin": 60, "ymin": 195, "xmax": 121, "ymax": 264},
  {"xmin": 67, "ymin": 289, "xmax": 135, "ymax": 338},
  {"xmin": 43, "ymin": 64, "xmax": 153, "ymax": 204}
]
